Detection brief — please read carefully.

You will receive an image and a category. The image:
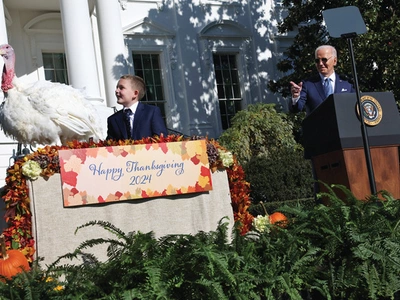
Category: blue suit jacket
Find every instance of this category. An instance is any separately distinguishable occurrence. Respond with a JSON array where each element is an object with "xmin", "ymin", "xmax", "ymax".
[
  {"xmin": 289, "ymin": 73, "xmax": 355, "ymax": 115},
  {"xmin": 106, "ymin": 102, "xmax": 168, "ymax": 141}
]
